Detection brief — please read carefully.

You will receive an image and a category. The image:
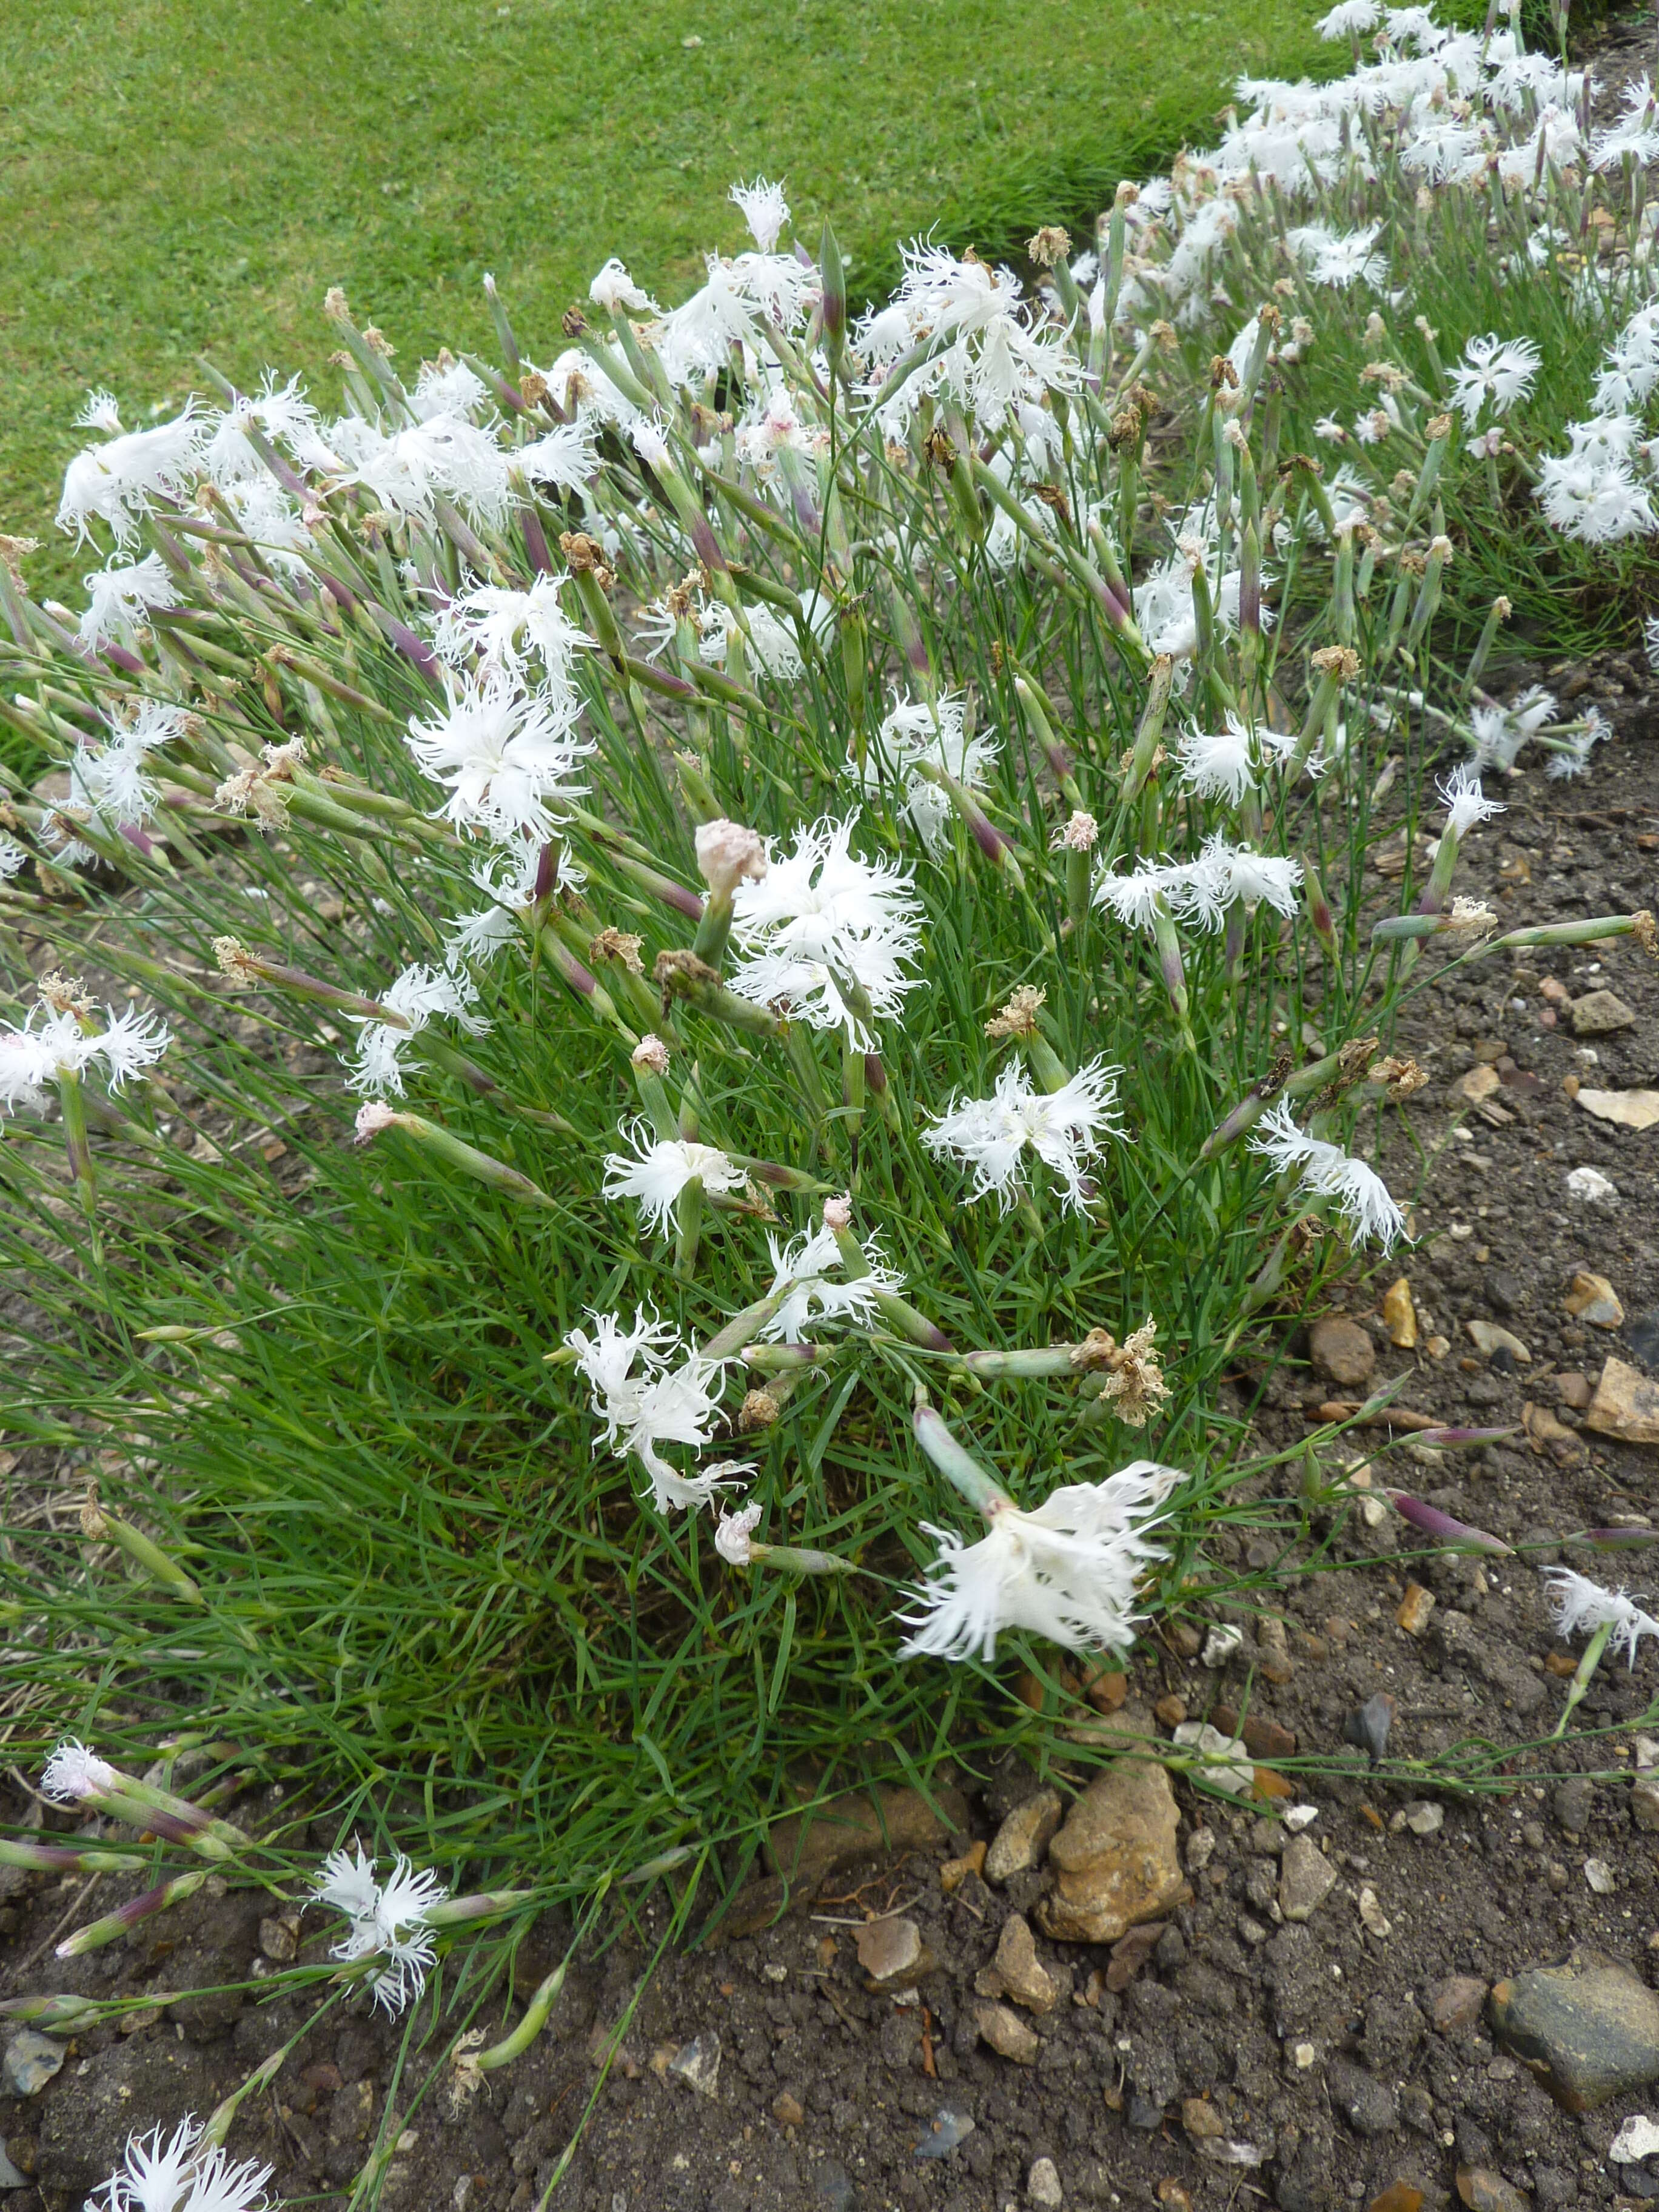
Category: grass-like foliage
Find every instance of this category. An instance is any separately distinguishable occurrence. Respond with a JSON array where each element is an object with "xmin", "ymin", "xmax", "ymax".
[{"xmin": 0, "ymin": 12, "xmax": 1655, "ymax": 2127}]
